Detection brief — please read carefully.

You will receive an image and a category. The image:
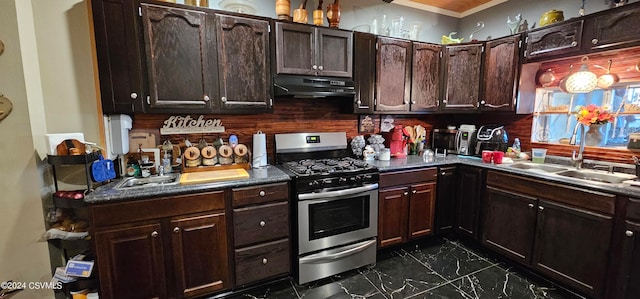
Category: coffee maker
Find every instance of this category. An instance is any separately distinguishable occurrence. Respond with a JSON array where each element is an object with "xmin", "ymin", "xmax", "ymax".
[
  {"xmin": 455, "ymin": 125, "xmax": 477, "ymax": 156},
  {"xmin": 474, "ymin": 125, "xmax": 509, "ymax": 156}
]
